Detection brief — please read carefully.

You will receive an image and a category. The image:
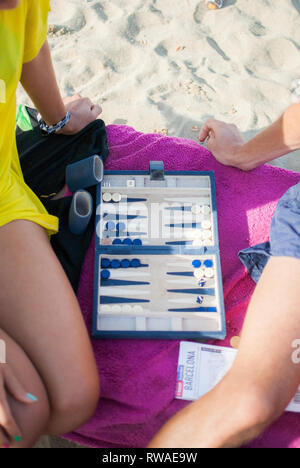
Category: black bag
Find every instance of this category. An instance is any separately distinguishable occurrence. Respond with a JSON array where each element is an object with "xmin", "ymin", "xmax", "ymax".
[
  {"xmin": 17, "ymin": 106, "xmax": 109, "ymax": 200},
  {"xmin": 16, "ymin": 106, "xmax": 109, "ymax": 292}
]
